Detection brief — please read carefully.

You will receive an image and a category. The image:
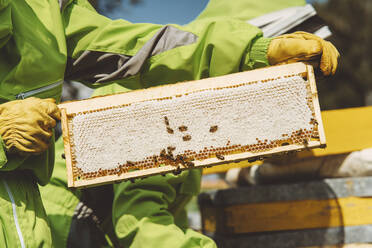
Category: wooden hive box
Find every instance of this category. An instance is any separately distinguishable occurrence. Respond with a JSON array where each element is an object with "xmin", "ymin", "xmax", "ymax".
[
  {"xmin": 198, "ymin": 177, "xmax": 372, "ymax": 248},
  {"xmin": 59, "ymin": 62, "xmax": 325, "ymax": 188}
]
